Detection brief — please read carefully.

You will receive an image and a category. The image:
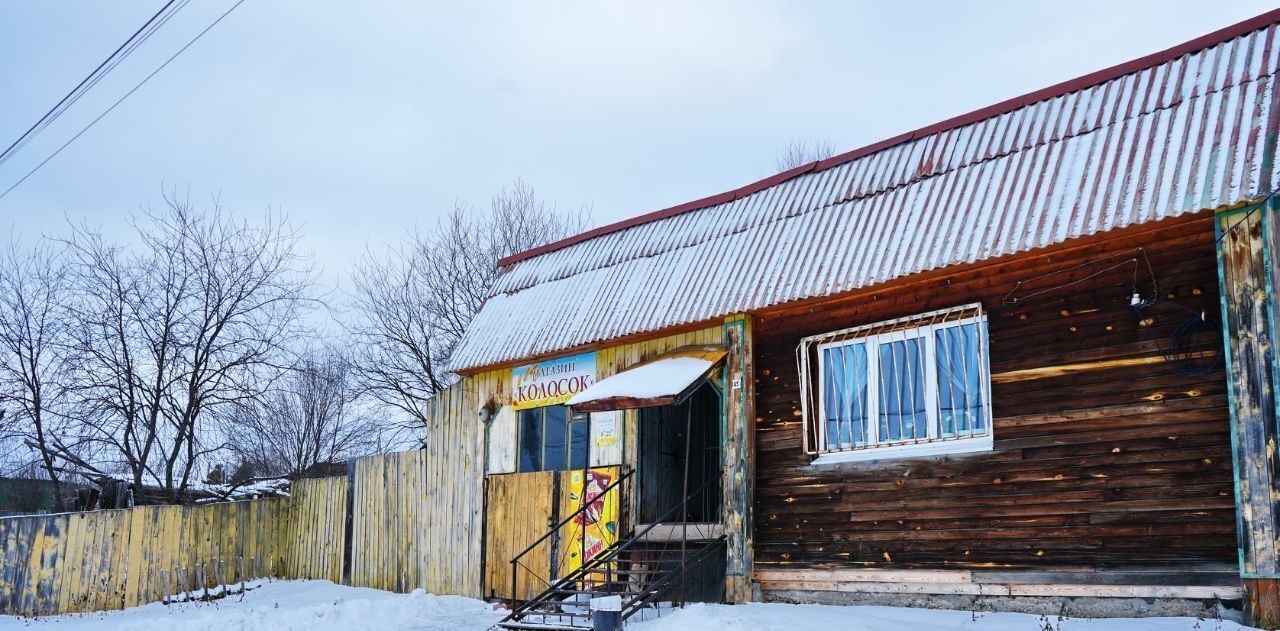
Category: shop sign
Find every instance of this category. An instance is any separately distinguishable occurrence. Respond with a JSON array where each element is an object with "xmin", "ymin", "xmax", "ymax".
[{"xmin": 511, "ymin": 352, "xmax": 596, "ymax": 410}]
